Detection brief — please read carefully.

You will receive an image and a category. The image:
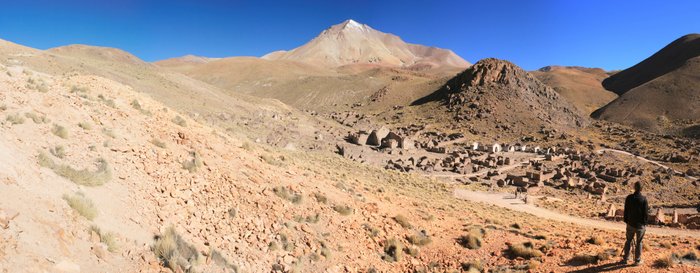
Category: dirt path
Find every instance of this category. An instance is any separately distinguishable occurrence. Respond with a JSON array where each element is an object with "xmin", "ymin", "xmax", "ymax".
[
  {"xmin": 454, "ymin": 189, "xmax": 700, "ymax": 238},
  {"xmin": 596, "ymin": 148, "xmax": 698, "ymax": 180}
]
